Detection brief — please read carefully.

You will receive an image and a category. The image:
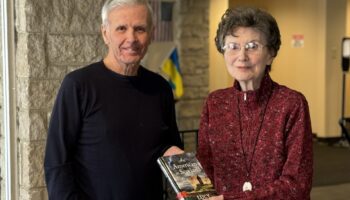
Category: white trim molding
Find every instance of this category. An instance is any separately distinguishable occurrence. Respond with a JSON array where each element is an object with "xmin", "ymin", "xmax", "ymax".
[{"xmin": 1, "ymin": 0, "xmax": 16, "ymax": 199}]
